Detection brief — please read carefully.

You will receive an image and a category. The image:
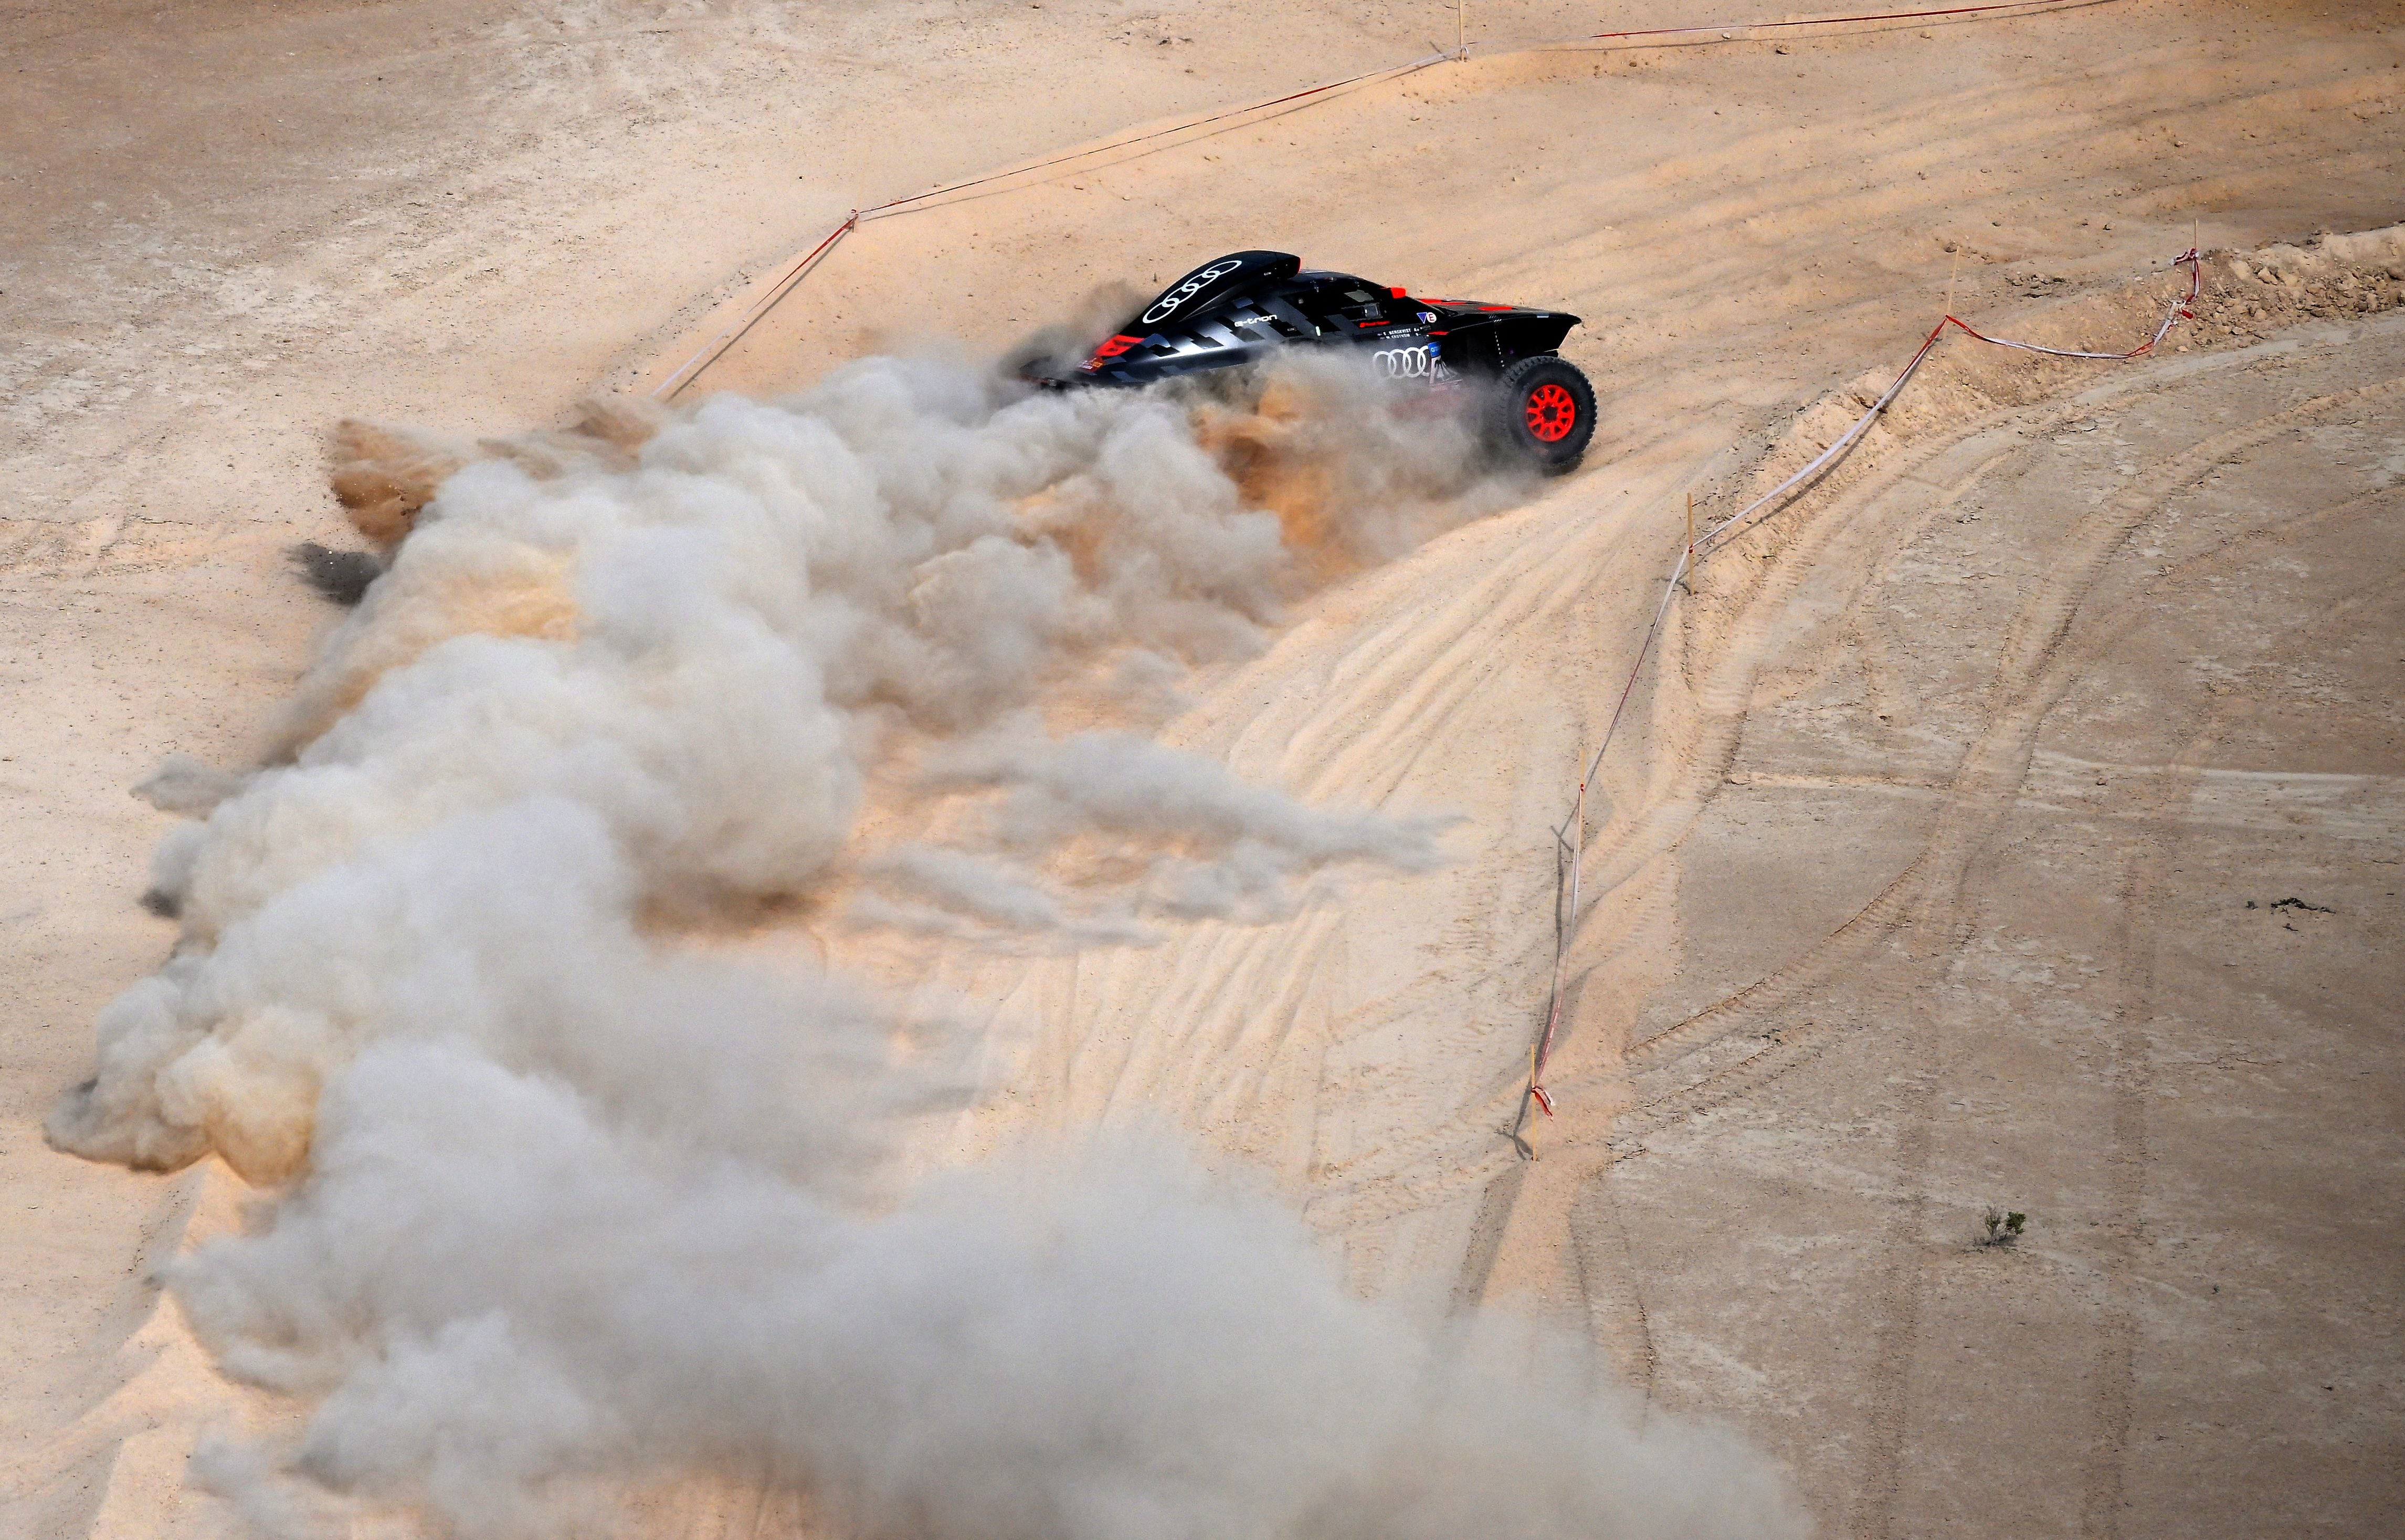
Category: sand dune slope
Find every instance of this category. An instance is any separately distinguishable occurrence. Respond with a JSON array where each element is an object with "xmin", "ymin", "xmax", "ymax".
[
  {"xmin": 6, "ymin": 1, "xmax": 2402, "ymax": 1536},
  {"xmin": 916, "ymin": 283, "xmax": 2405, "ymax": 1538}
]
